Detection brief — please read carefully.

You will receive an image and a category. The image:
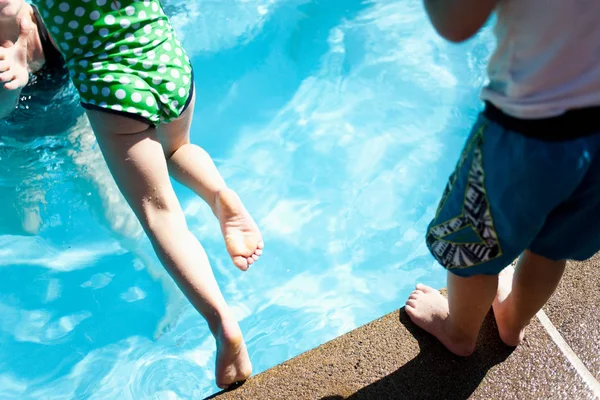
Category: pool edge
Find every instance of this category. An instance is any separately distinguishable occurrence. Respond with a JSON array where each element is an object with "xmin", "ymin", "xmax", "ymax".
[{"xmin": 209, "ymin": 254, "xmax": 600, "ymax": 400}]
